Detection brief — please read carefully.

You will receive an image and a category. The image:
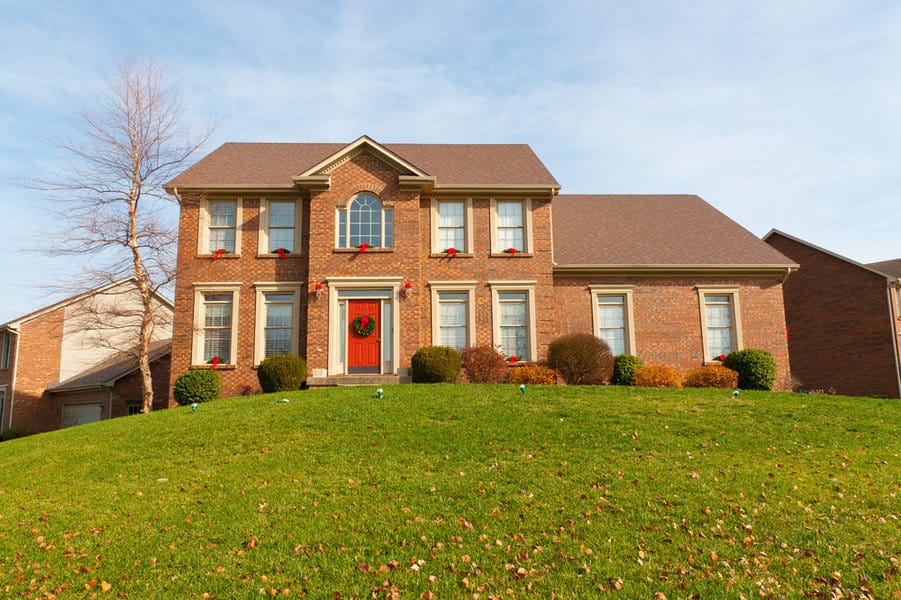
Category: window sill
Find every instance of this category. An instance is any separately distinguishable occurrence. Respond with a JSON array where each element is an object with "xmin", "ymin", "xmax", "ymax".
[
  {"xmin": 196, "ymin": 253, "xmax": 240, "ymax": 259},
  {"xmin": 257, "ymin": 253, "xmax": 303, "ymax": 259},
  {"xmin": 334, "ymin": 247, "xmax": 394, "ymax": 254},
  {"xmin": 190, "ymin": 364, "xmax": 236, "ymax": 370},
  {"xmin": 429, "ymin": 253, "xmax": 474, "ymax": 259},
  {"xmin": 490, "ymin": 252, "xmax": 533, "ymax": 258}
]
